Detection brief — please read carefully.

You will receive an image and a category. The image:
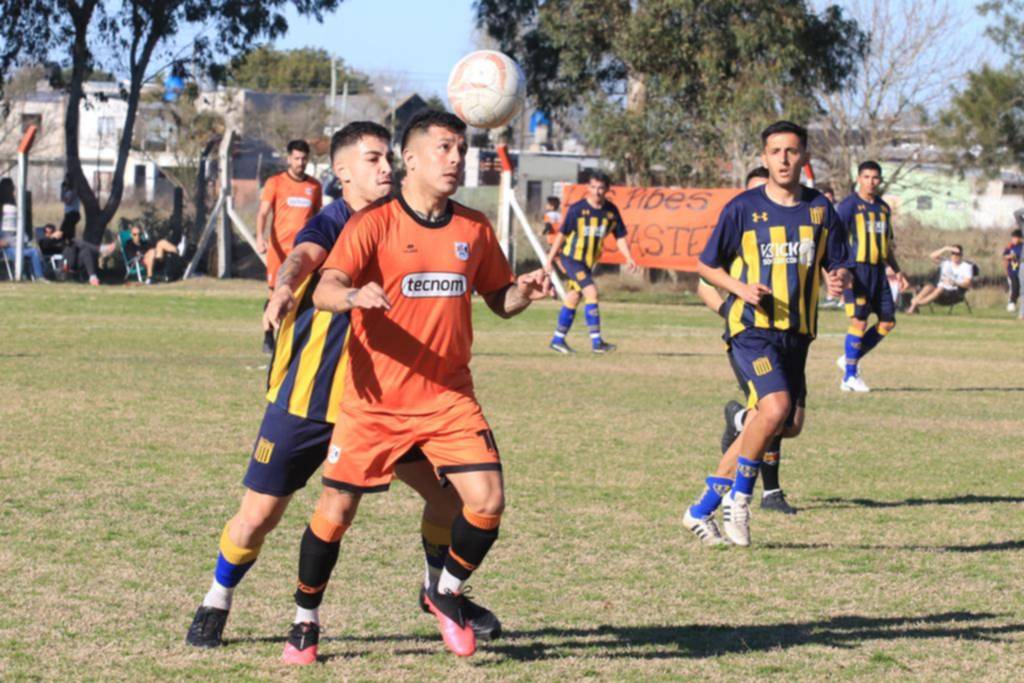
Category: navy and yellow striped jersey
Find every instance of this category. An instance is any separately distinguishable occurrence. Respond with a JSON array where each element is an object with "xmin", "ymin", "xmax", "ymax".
[
  {"xmin": 559, "ymin": 198, "xmax": 628, "ymax": 268},
  {"xmin": 265, "ymin": 199, "xmax": 353, "ymax": 424},
  {"xmin": 700, "ymin": 186, "xmax": 849, "ymax": 339},
  {"xmin": 836, "ymin": 194, "xmax": 893, "ymax": 266}
]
